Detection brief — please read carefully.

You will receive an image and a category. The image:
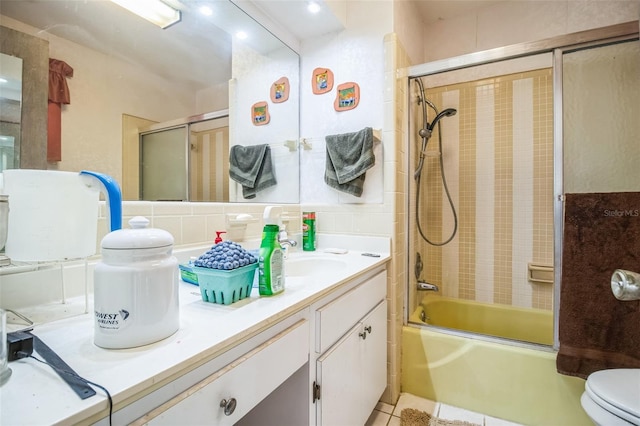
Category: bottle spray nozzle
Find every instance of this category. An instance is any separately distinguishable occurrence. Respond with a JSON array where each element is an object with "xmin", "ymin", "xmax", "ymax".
[
  {"xmin": 215, "ymin": 231, "xmax": 227, "ymax": 244},
  {"xmin": 263, "ymin": 206, "xmax": 283, "ymax": 226}
]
